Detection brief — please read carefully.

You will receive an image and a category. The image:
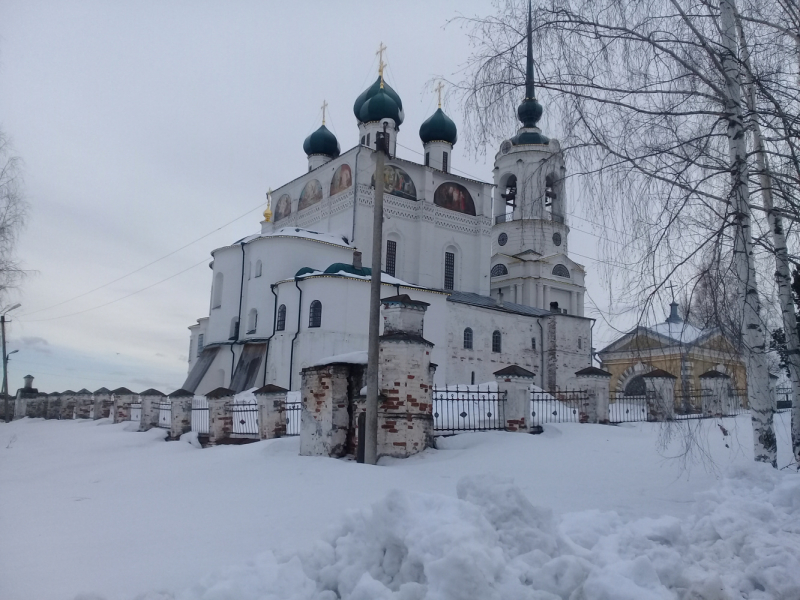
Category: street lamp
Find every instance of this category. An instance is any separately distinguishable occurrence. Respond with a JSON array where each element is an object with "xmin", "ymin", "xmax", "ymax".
[{"xmin": 2, "ymin": 304, "xmax": 21, "ymax": 423}]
